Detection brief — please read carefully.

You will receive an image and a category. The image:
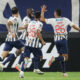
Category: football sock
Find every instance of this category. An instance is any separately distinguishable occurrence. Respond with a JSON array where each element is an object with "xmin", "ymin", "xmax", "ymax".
[
  {"xmin": 60, "ymin": 60, "xmax": 66, "ymax": 73},
  {"xmin": 34, "ymin": 61, "xmax": 38, "ymax": 69},
  {"xmin": 21, "ymin": 61, "xmax": 25, "ymax": 71},
  {"xmin": 3, "ymin": 54, "xmax": 16, "ymax": 65},
  {"xmin": 18, "ymin": 53, "xmax": 24, "ymax": 64},
  {"xmin": 55, "ymin": 56, "xmax": 66, "ymax": 73}
]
